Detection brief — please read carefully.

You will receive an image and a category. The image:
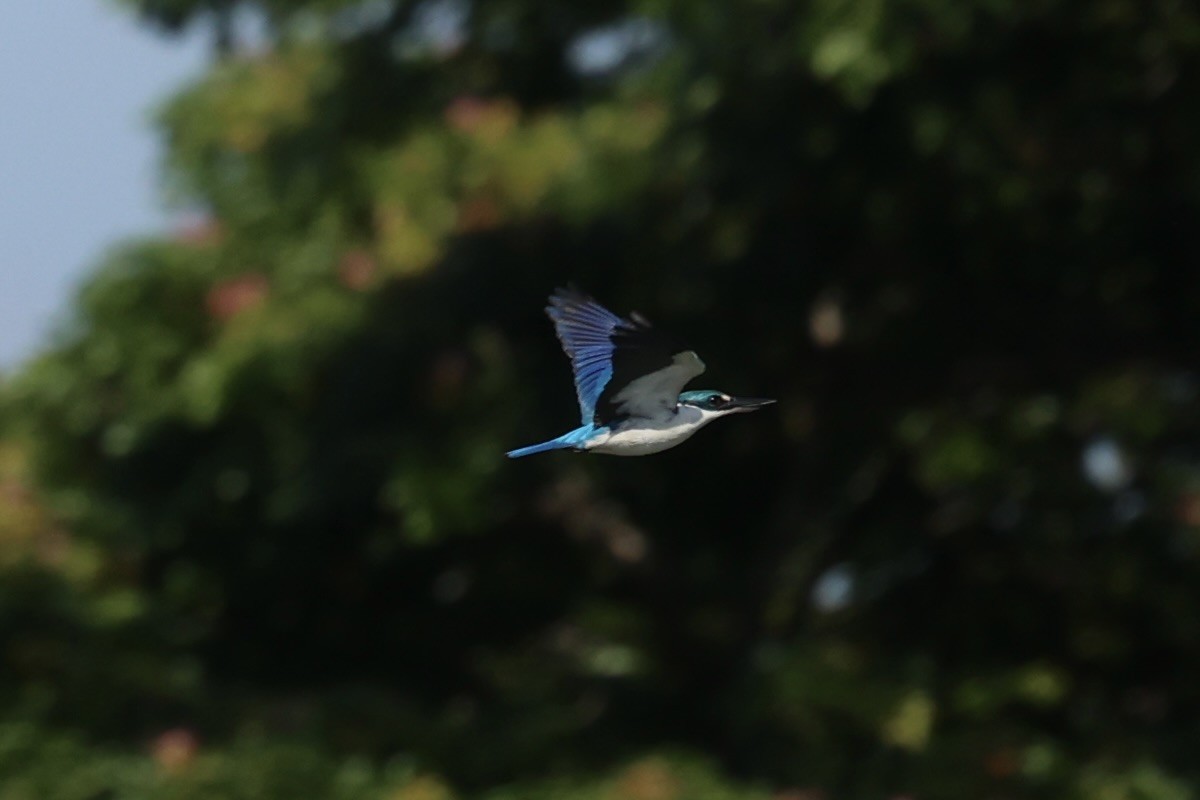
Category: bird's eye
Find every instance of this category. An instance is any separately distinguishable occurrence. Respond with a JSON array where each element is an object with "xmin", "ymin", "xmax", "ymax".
[{"xmin": 711, "ymin": 395, "xmax": 726, "ymax": 408}]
